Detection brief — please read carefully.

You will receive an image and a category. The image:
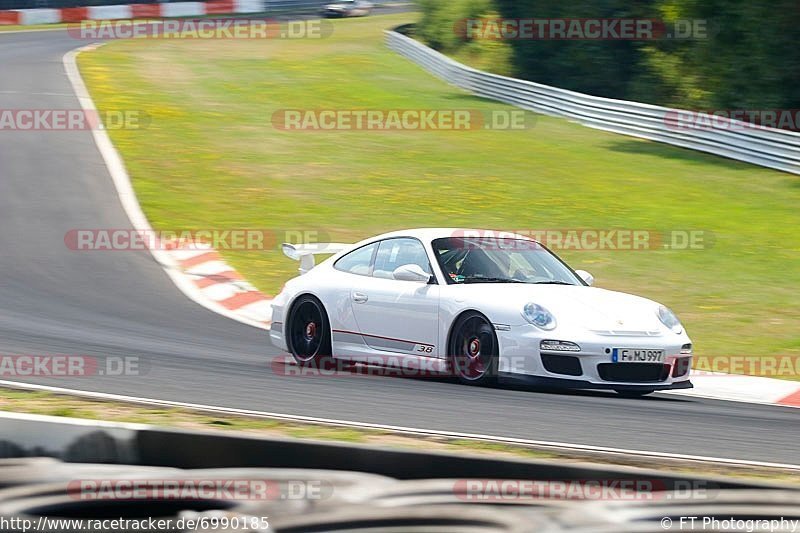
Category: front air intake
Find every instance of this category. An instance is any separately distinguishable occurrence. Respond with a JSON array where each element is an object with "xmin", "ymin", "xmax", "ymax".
[
  {"xmin": 597, "ymin": 363, "xmax": 670, "ymax": 382},
  {"xmin": 541, "ymin": 354, "xmax": 582, "ymax": 376}
]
